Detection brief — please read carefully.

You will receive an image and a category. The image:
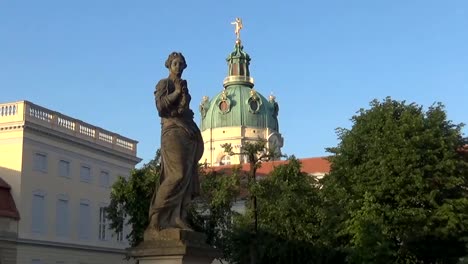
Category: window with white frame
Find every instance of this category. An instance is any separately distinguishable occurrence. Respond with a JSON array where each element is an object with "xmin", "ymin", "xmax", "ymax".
[
  {"xmin": 33, "ymin": 152, "xmax": 47, "ymax": 172},
  {"xmin": 115, "ymin": 204, "xmax": 124, "ymax": 242},
  {"xmin": 78, "ymin": 200, "xmax": 91, "ymax": 239},
  {"xmin": 58, "ymin": 160, "xmax": 71, "ymax": 178},
  {"xmin": 220, "ymin": 155, "xmax": 231, "ymax": 165},
  {"xmin": 31, "ymin": 191, "xmax": 46, "ymax": 234},
  {"xmin": 116, "ymin": 229, "xmax": 124, "ymax": 242},
  {"xmin": 99, "ymin": 170, "xmax": 110, "ymax": 188},
  {"xmin": 56, "ymin": 195, "xmax": 69, "ymax": 237},
  {"xmin": 98, "ymin": 206, "xmax": 107, "ymax": 240},
  {"xmin": 80, "ymin": 165, "xmax": 91, "ymax": 183}
]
